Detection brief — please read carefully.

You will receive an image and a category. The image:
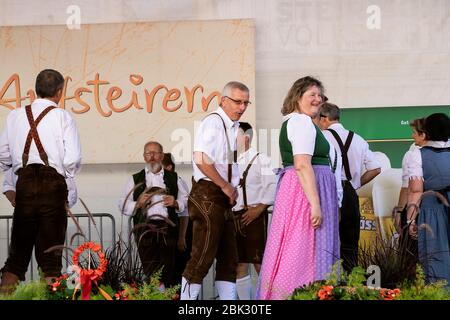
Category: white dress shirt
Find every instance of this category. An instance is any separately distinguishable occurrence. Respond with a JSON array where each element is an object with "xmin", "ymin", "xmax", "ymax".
[
  {"xmin": 232, "ymin": 147, "xmax": 277, "ymax": 211},
  {"xmin": 119, "ymin": 167, "xmax": 189, "ymax": 220},
  {"xmin": 322, "ymin": 123, "xmax": 380, "ymax": 190},
  {"xmin": 283, "ymin": 113, "xmax": 343, "ymax": 206},
  {"xmin": 2, "ymin": 167, "xmax": 78, "ymax": 208},
  {"xmin": 193, "ymin": 106, "xmax": 240, "ymax": 187},
  {"xmin": 0, "ymin": 98, "xmax": 82, "ymax": 178}
]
